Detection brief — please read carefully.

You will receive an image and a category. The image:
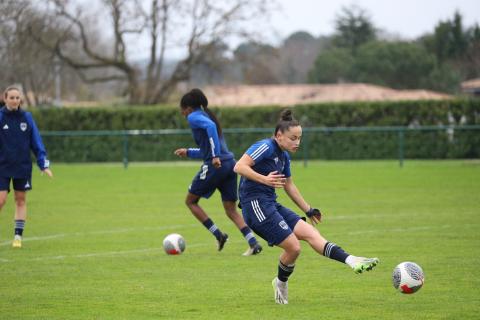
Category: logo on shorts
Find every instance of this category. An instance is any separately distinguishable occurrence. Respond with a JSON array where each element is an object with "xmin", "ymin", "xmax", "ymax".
[
  {"xmin": 24, "ymin": 181, "xmax": 30, "ymax": 188},
  {"xmin": 20, "ymin": 122, "xmax": 27, "ymax": 131},
  {"xmin": 279, "ymin": 221, "xmax": 288, "ymax": 230}
]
